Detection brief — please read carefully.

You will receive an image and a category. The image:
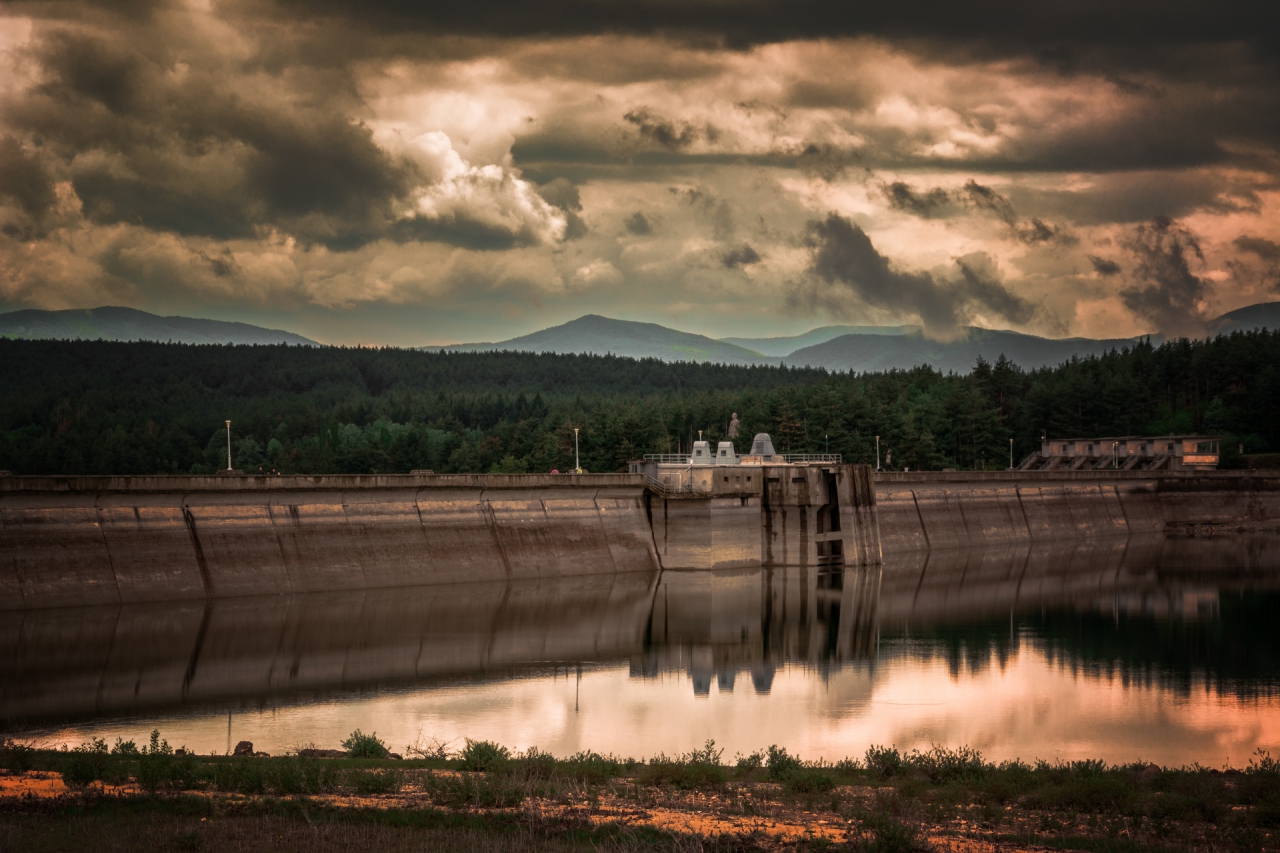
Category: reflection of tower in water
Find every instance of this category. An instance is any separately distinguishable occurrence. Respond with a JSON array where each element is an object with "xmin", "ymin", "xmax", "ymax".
[{"xmin": 633, "ymin": 564, "xmax": 883, "ymax": 695}]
